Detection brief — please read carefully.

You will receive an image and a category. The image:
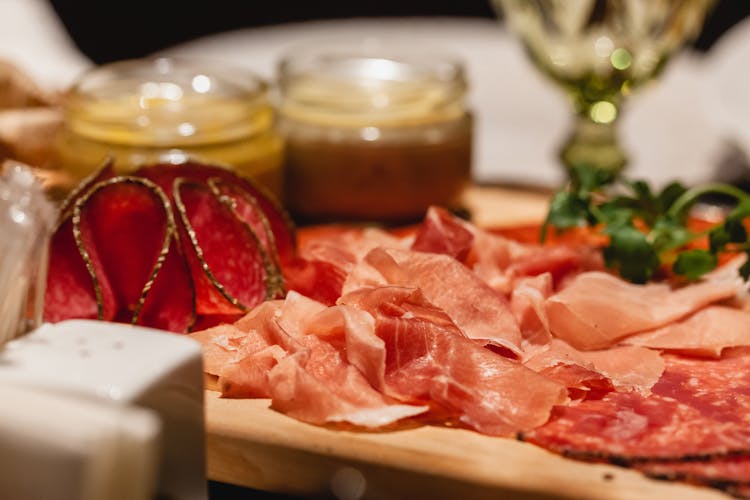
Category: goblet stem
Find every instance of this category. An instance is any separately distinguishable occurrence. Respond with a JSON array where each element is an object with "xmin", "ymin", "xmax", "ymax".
[{"xmin": 559, "ymin": 109, "xmax": 627, "ymax": 175}]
